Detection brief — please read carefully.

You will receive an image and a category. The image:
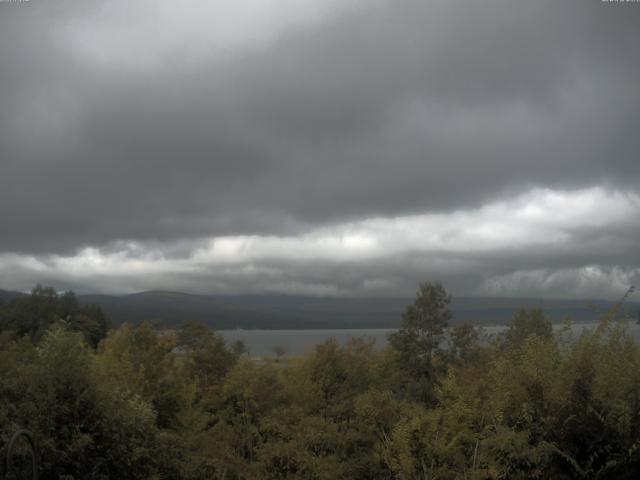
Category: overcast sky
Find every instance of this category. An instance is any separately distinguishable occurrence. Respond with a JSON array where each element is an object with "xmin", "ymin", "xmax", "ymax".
[{"xmin": 1, "ymin": 0, "xmax": 639, "ymax": 299}]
